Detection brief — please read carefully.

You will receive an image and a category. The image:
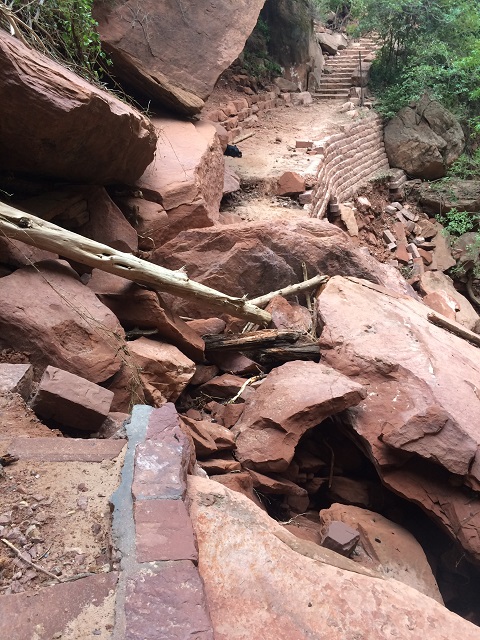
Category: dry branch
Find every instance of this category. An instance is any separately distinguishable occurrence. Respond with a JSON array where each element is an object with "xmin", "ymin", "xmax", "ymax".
[
  {"xmin": 0, "ymin": 203, "xmax": 271, "ymax": 325},
  {"xmin": 427, "ymin": 312, "xmax": 480, "ymax": 348},
  {"xmin": 1, "ymin": 537, "xmax": 61, "ymax": 582},
  {"xmin": 249, "ymin": 274, "xmax": 329, "ymax": 308}
]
